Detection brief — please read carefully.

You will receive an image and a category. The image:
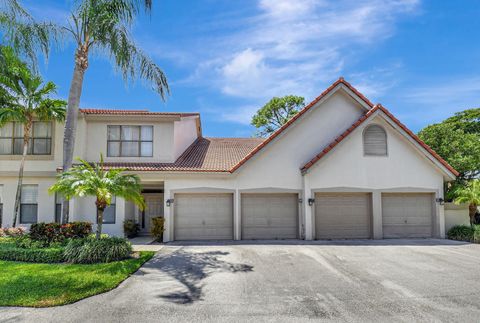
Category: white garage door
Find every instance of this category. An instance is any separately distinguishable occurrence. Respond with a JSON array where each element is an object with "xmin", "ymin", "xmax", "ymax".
[
  {"xmin": 174, "ymin": 193, "xmax": 233, "ymax": 240},
  {"xmin": 382, "ymin": 193, "xmax": 433, "ymax": 238},
  {"xmin": 241, "ymin": 193, "xmax": 298, "ymax": 239},
  {"xmin": 315, "ymin": 193, "xmax": 372, "ymax": 239}
]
